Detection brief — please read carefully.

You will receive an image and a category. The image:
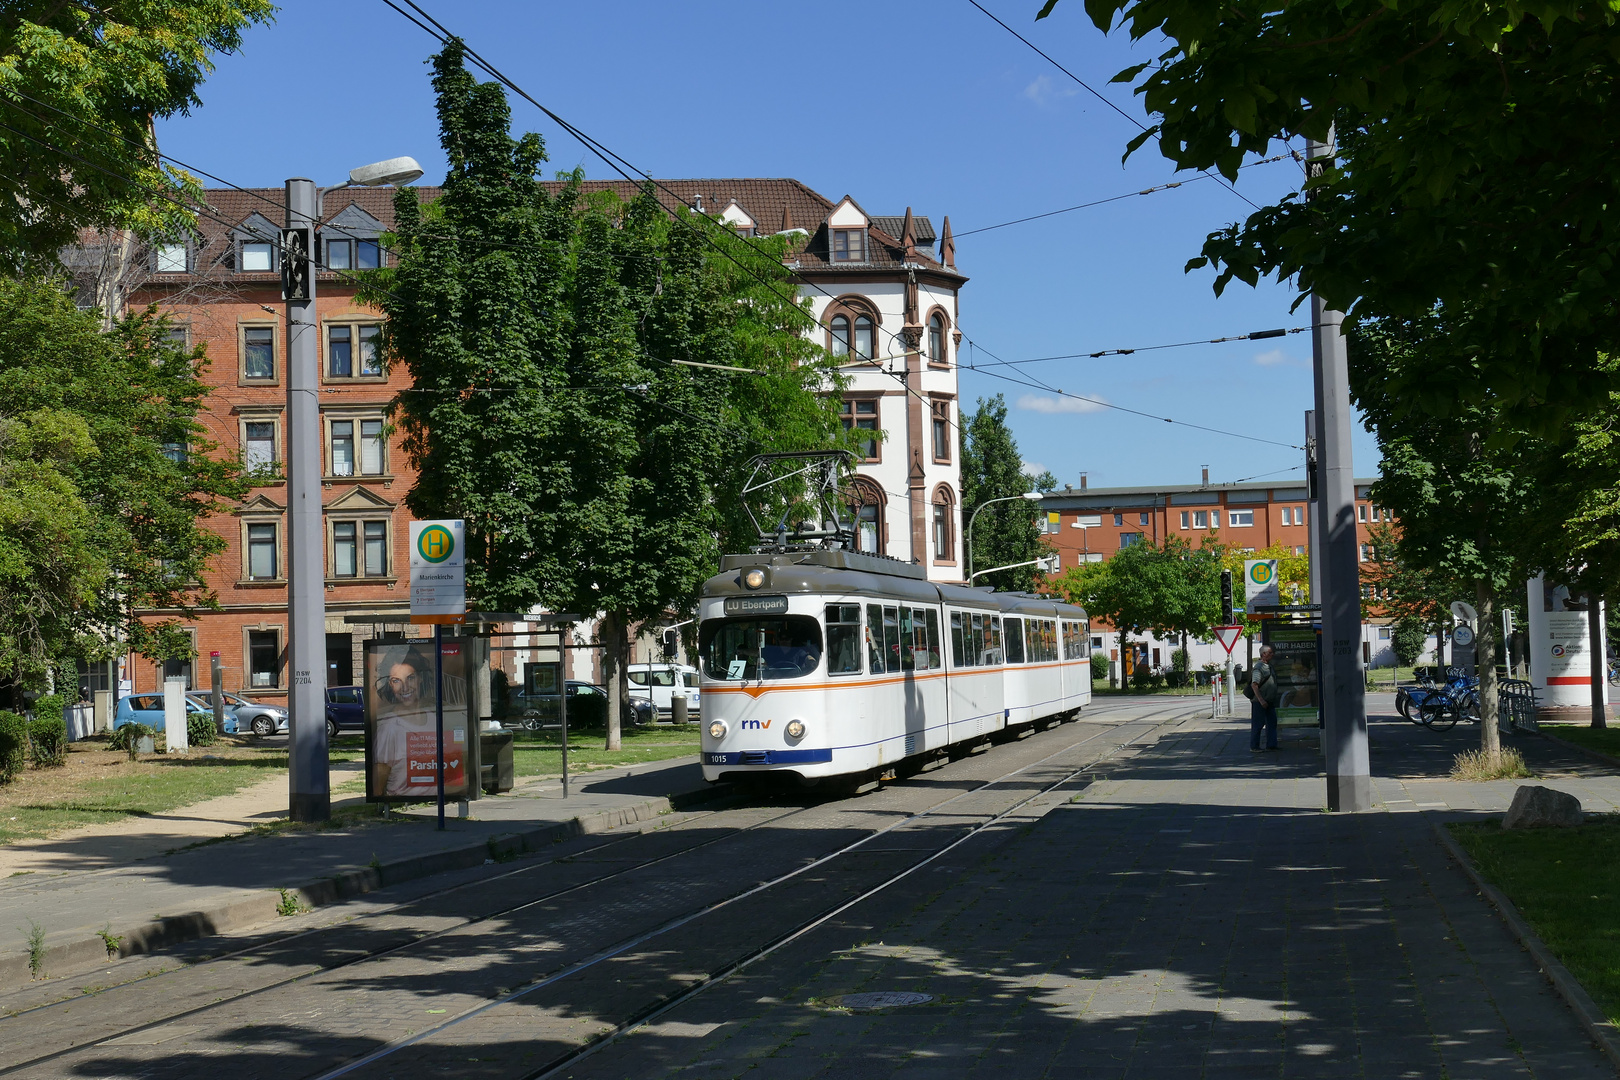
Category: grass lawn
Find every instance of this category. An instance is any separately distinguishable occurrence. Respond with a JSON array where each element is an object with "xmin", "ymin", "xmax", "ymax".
[
  {"xmin": 0, "ymin": 736, "xmax": 360, "ymax": 846},
  {"xmin": 507, "ymin": 723, "xmax": 701, "ymax": 779},
  {"xmin": 1540, "ymin": 724, "xmax": 1620, "ymax": 760},
  {"xmin": 1450, "ymin": 819, "xmax": 1620, "ymax": 1023}
]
